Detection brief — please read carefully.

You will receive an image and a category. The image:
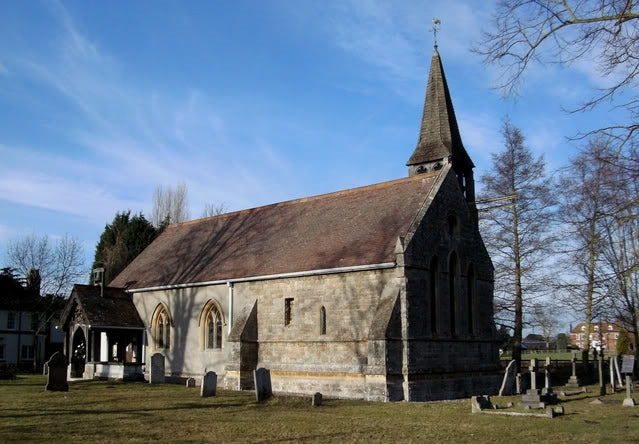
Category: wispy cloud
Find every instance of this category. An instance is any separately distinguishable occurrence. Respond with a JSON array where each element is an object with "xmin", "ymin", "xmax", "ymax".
[
  {"xmin": 321, "ymin": 0, "xmax": 490, "ymax": 100},
  {"xmin": 456, "ymin": 111, "xmax": 501, "ymax": 164},
  {"xmin": 0, "ymin": 2, "xmax": 305, "ymax": 225},
  {"xmin": 0, "ymin": 224, "xmax": 9, "ymax": 243}
]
